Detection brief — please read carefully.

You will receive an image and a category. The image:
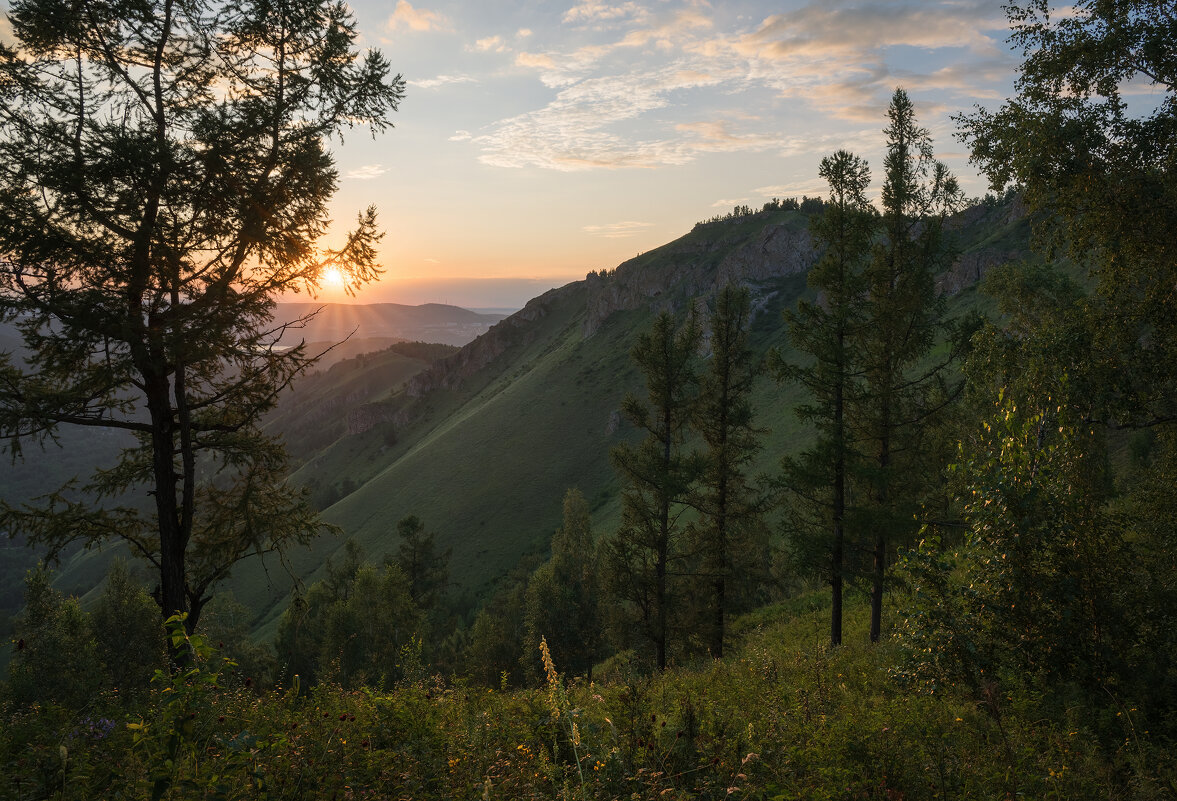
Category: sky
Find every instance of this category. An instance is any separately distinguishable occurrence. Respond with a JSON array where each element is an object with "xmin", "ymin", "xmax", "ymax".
[
  {"xmin": 3, "ymin": 0, "xmax": 1026, "ymax": 309},
  {"xmin": 319, "ymin": 0, "xmax": 1023, "ymax": 309}
]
